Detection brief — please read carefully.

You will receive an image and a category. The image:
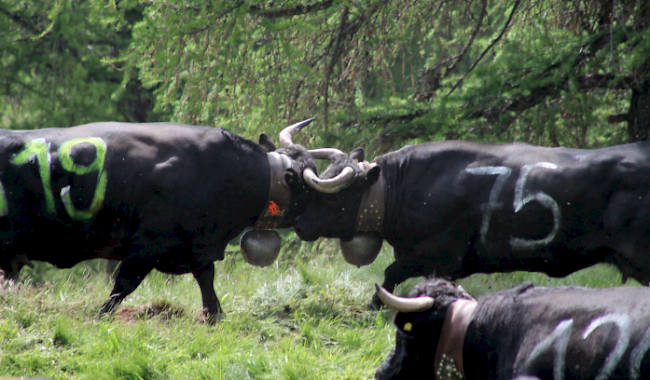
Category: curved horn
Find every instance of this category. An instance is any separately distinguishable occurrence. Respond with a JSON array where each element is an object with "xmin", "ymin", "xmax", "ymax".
[
  {"xmin": 303, "ymin": 167, "xmax": 355, "ymax": 193},
  {"xmin": 308, "ymin": 148, "xmax": 347, "ymax": 160},
  {"xmin": 279, "ymin": 118, "xmax": 315, "ymax": 148},
  {"xmin": 375, "ymin": 283, "xmax": 434, "ymax": 313}
]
